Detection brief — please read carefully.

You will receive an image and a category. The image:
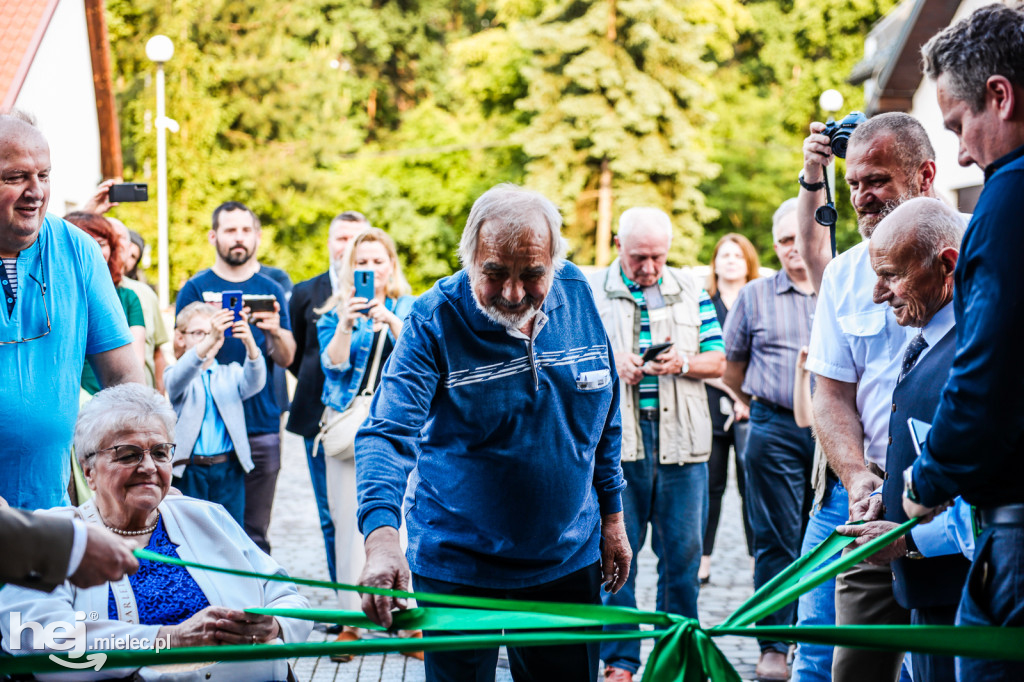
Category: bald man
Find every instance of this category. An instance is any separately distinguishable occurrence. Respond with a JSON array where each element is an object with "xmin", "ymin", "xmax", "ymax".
[{"xmin": 0, "ymin": 112, "xmax": 143, "ymax": 509}]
